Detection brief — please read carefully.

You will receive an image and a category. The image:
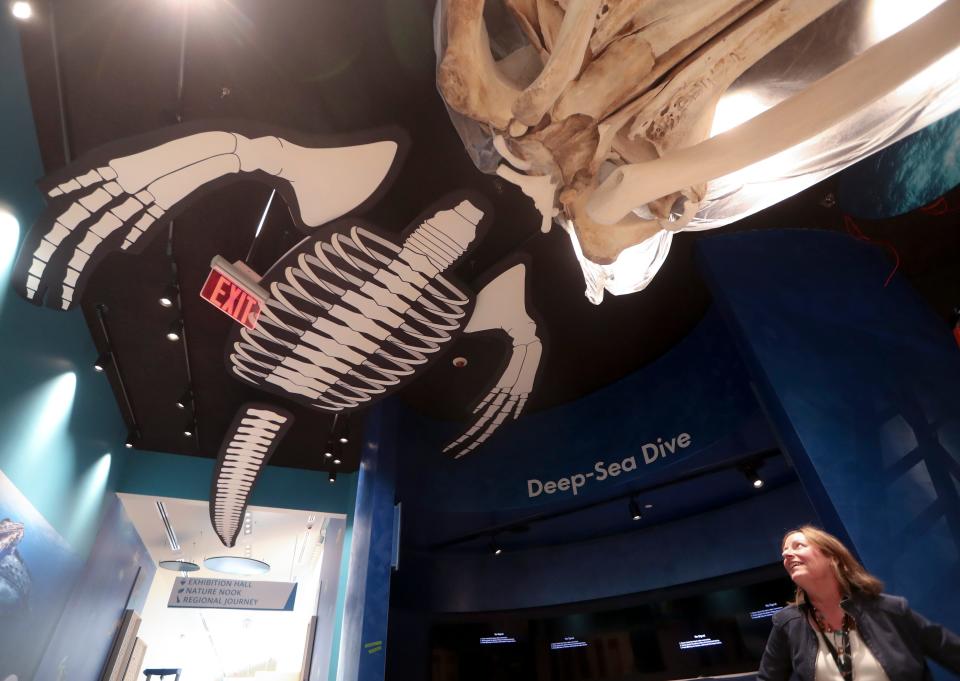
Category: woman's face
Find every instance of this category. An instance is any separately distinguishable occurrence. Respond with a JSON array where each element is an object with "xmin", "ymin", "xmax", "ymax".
[{"xmin": 781, "ymin": 531, "xmax": 834, "ymax": 586}]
